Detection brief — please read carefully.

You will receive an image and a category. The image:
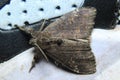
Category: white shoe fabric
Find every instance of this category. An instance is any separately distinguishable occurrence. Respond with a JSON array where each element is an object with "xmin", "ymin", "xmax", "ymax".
[{"xmin": 0, "ymin": 0, "xmax": 84, "ymax": 30}]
